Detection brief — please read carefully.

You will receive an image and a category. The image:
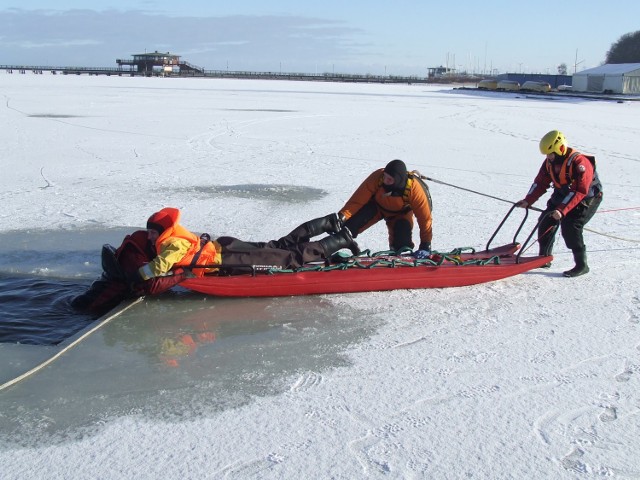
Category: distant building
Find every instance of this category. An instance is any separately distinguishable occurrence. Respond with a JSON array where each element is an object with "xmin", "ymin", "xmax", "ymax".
[
  {"xmin": 428, "ymin": 66, "xmax": 456, "ymax": 78},
  {"xmin": 116, "ymin": 51, "xmax": 203, "ymax": 75},
  {"xmin": 572, "ymin": 63, "xmax": 640, "ymax": 94}
]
